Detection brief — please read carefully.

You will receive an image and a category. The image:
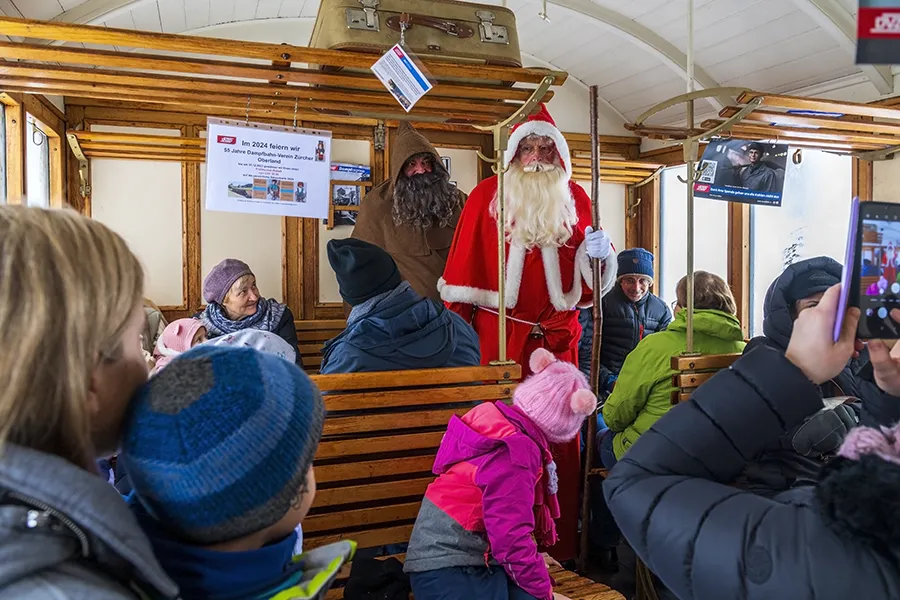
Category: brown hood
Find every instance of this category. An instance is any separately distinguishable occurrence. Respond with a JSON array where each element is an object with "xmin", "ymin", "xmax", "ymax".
[{"xmin": 391, "ymin": 122, "xmax": 441, "ymax": 181}]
